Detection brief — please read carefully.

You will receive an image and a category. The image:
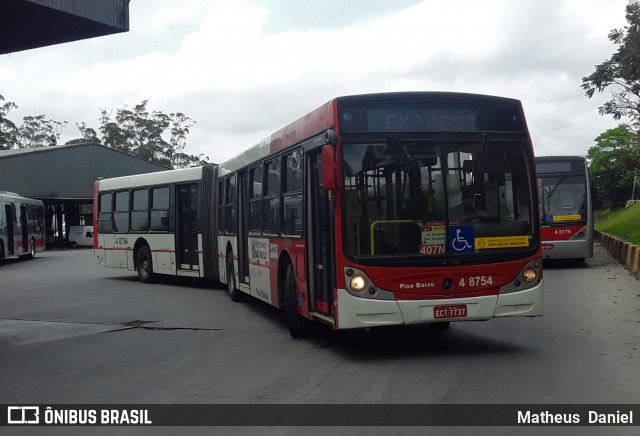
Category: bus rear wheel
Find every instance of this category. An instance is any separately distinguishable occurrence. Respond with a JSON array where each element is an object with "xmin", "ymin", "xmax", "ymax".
[
  {"xmin": 19, "ymin": 239, "xmax": 35, "ymax": 260},
  {"xmin": 284, "ymin": 264, "xmax": 310, "ymax": 338},
  {"xmin": 136, "ymin": 246, "xmax": 154, "ymax": 283}
]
